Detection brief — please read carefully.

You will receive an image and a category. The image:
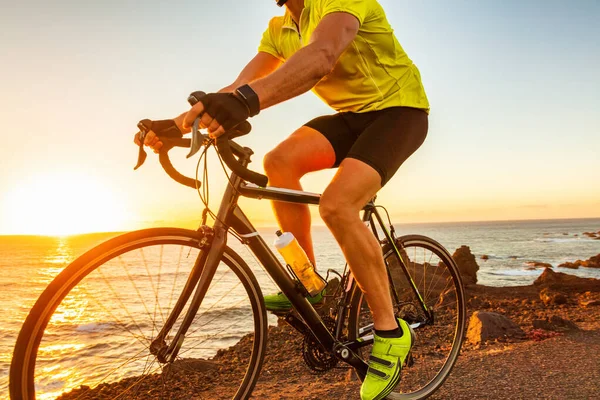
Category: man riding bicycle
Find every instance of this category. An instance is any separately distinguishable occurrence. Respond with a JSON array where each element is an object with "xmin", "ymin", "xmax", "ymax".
[{"xmin": 135, "ymin": 0, "xmax": 429, "ymax": 398}]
